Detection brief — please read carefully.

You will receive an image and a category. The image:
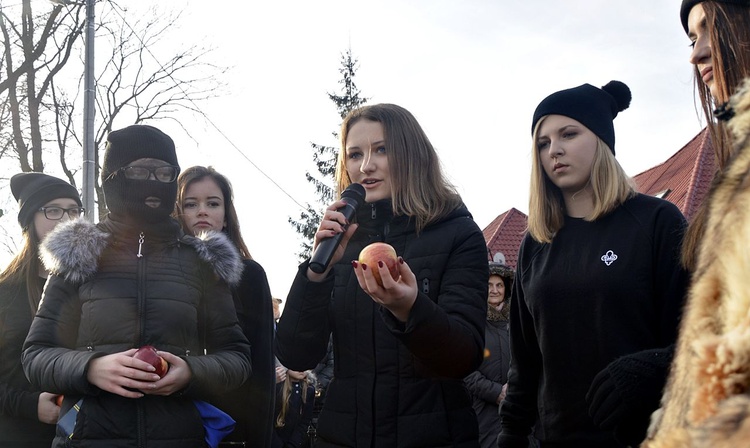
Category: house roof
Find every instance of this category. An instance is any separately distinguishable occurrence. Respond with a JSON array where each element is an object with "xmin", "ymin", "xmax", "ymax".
[
  {"xmin": 483, "ymin": 207, "xmax": 527, "ymax": 269},
  {"xmin": 482, "ymin": 127, "xmax": 714, "ymax": 269},
  {"xmin": 632, "ymin": 127, "xmax": 715, "ymax": 221}
]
